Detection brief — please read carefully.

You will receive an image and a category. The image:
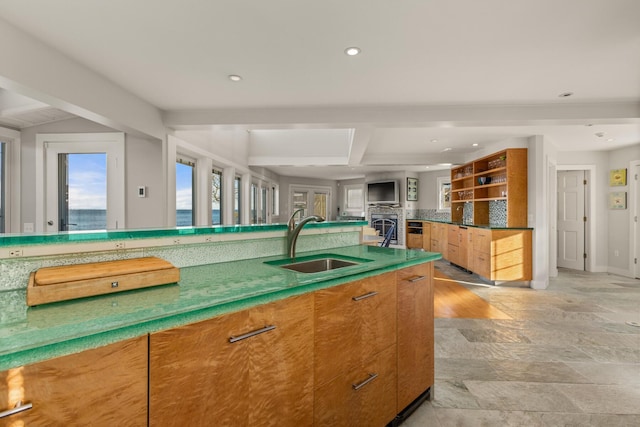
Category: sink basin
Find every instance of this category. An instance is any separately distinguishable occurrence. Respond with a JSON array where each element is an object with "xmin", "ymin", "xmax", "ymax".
[
  {"xmin": 280, "ymin": 258, "xmax": 359, "ymax": 273},
  {"xmin": 265, "ymin": 253, "xmax": 372, "ymax": 274}
]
